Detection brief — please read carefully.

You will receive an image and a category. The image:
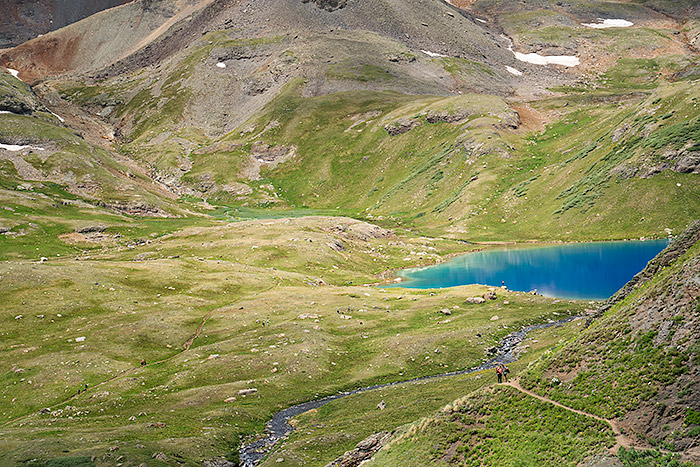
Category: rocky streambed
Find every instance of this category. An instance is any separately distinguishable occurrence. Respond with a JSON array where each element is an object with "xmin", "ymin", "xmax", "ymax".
[{"xmin": 239, "ymin": 315, "xmax": 579, "ymax": 466}]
